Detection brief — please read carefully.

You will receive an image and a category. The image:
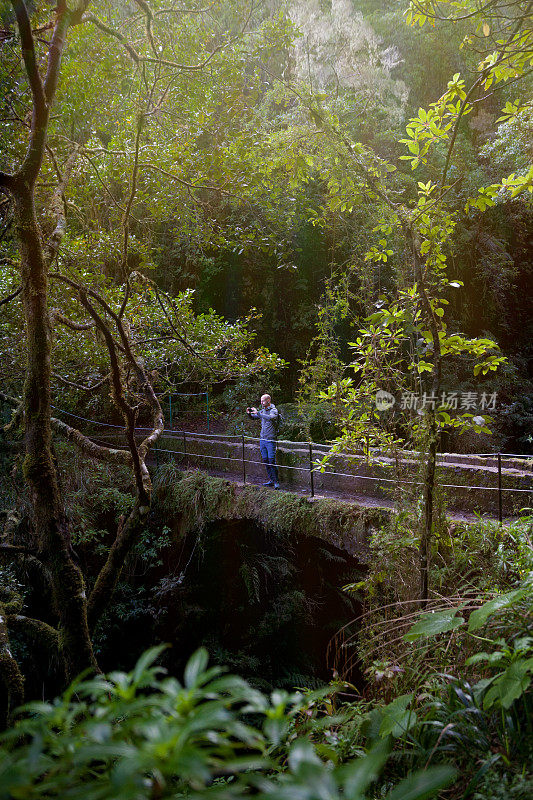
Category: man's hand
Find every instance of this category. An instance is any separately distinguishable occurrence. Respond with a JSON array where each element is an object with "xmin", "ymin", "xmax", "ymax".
[{"xmin": 247, "ymin": 406, "xmax": 257, "ymax": 414}]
